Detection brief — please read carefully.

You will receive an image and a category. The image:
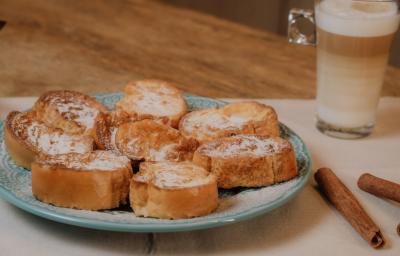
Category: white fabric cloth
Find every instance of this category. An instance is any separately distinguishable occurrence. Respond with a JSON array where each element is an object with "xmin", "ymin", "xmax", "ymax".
[{"xmin": 0, "ymin": 97, "xmax": 399, "ymax": 256}]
